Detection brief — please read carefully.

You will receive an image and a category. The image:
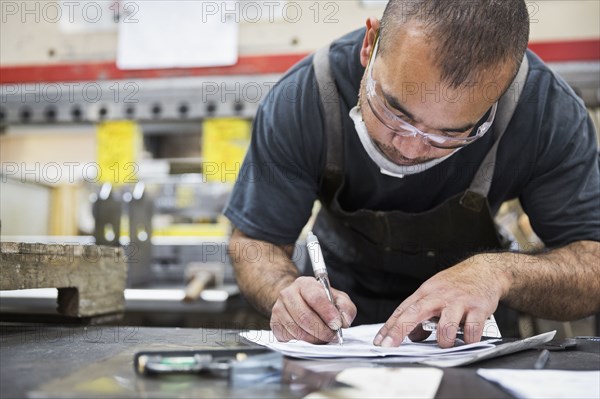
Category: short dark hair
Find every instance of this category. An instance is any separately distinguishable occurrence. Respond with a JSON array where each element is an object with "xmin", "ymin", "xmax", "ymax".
[{"xmin": 379, "ymin": 0, "xmax": 530, "ymax": 88}]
